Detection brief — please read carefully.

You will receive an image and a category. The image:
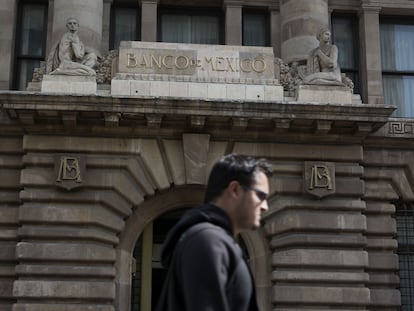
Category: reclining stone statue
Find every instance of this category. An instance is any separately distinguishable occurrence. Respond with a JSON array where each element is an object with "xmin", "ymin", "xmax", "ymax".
[{"xmin": 46, "ymin": 18, "xmax": 98, "ymax": 76}]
